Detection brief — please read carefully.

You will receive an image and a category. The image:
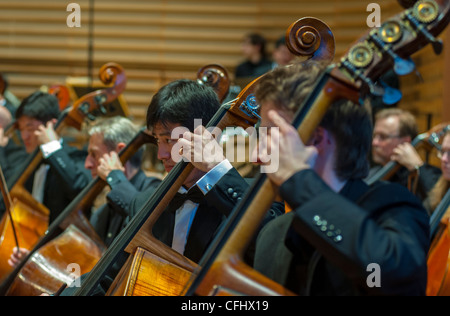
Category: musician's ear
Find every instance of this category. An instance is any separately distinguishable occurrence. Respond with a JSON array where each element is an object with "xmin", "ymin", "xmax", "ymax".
[
  {"xmin": 401, "ymin": 135, "xmax": 412, "ymax": 143},
  {"xmin": 311, "ymin": 127, "xmax": 324, "ymax": 147},
  {"xmin": 115, "ymin": 142, "xmax": 126, "ymax": 152}
]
